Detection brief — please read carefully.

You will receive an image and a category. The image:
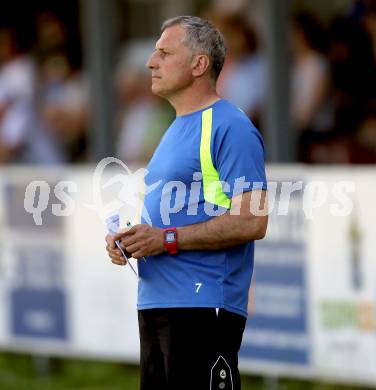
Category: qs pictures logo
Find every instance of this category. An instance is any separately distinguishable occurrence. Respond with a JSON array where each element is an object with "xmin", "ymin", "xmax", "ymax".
[{"xmin": 23, "ymin": 157, "xmax": 161, "ymax": 226}]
